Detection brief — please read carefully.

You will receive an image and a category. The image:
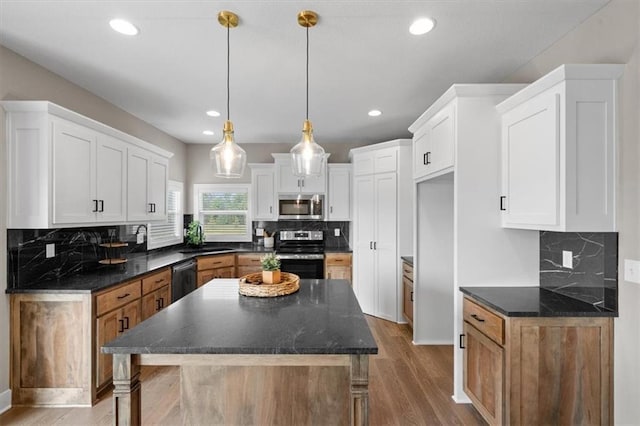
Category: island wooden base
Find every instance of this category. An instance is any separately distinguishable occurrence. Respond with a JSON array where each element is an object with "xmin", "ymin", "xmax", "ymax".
[{"xmin": 112, "ymin": 354, "xmax": 370, "ymax": 426}]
